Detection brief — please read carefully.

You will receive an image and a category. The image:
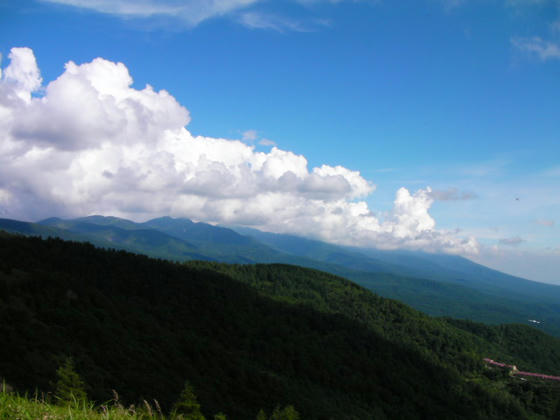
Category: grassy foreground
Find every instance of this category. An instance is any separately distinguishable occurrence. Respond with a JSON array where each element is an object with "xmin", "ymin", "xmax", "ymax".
[
  {"xmin": 0, "ymin": 389, "xmax": 167, "ymax": 420},
  {"xmin": 0, "ymin": 385, "xmax": 296, "ymax": 420}
]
